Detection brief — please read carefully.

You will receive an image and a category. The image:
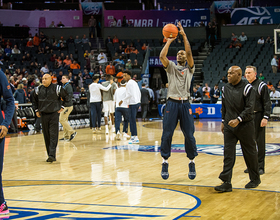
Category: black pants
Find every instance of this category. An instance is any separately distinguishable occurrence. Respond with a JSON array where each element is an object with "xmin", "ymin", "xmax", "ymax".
[
  {"xmin": 41, "ymin": 112, "xmax": 59, "ymax": 158},
  {"xmin": 141, "ymin": 104, "xmax": 148, "ymax": 119},
  {"xmin": 219, "ymin": 121, "xmax": 260, "ymax": 183},
  {"xmin": 255, "ymin": 112, "xmax": 266, "ymax": 171}
]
